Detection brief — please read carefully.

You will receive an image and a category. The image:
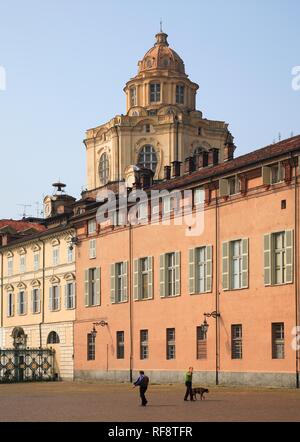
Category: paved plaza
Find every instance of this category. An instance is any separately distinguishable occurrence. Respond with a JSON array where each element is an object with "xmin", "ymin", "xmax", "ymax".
[{"xmin": 0, "ymin": 382, "xmax": 300, "ymax": 422}]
